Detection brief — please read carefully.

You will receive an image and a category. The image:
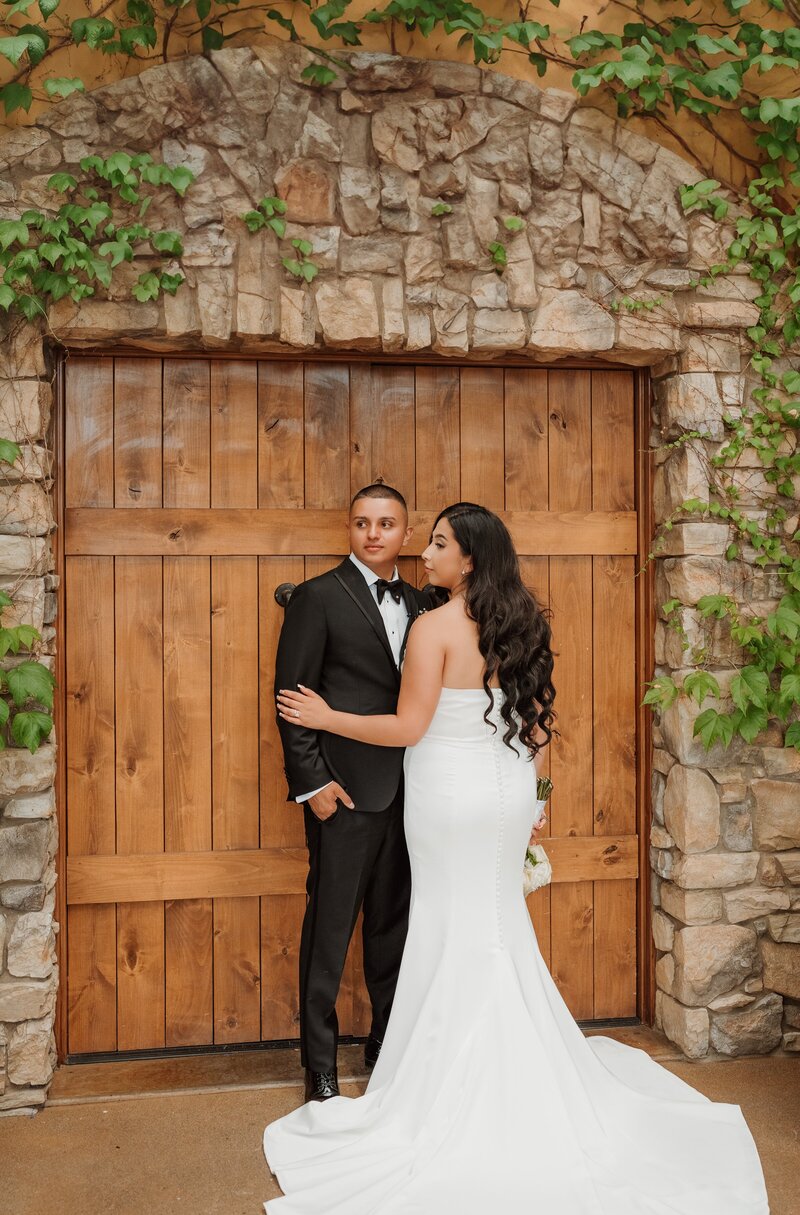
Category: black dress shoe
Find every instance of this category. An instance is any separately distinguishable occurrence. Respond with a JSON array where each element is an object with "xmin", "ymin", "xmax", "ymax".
[
  {"xmin": 304, "ymin": 1068, "xmax": 339, "ymax": 1103},
  {"xmin": 364, "ymin": 1033, "xmax": 383, "ymax": 1071}
]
